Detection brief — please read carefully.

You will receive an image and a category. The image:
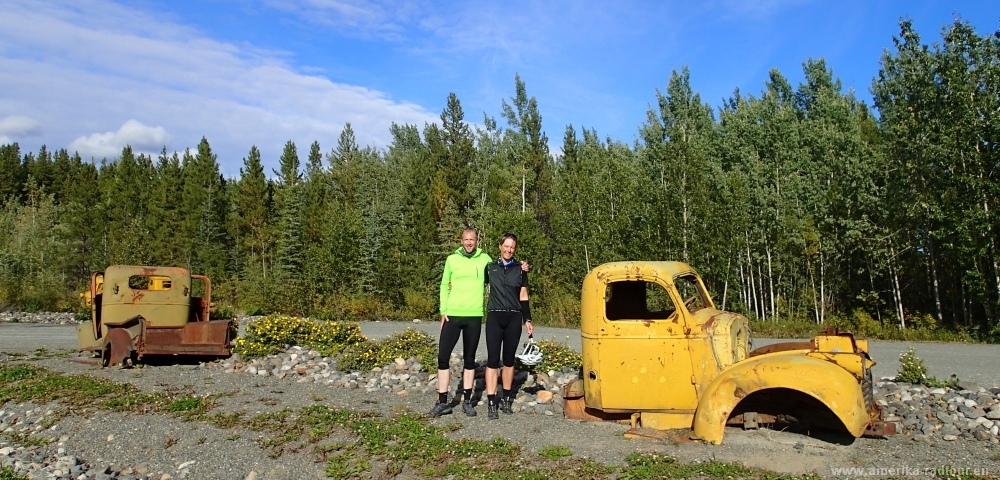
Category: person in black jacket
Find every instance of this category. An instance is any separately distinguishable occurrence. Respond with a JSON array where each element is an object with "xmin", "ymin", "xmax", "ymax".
[{"xmin": 484, "ymin": 232, "xmax": 534, "ymax": 419}]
